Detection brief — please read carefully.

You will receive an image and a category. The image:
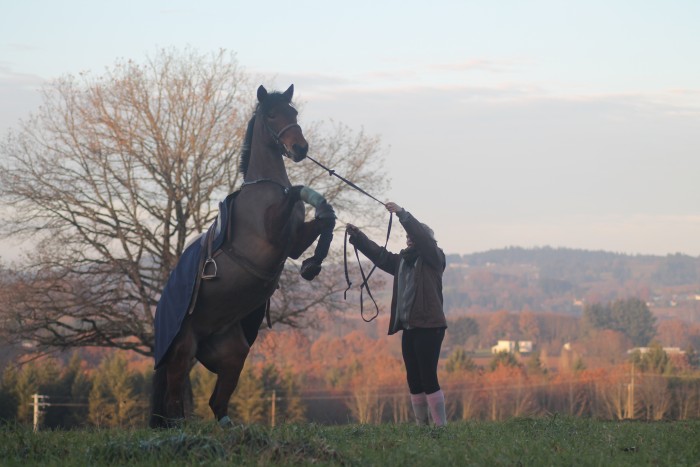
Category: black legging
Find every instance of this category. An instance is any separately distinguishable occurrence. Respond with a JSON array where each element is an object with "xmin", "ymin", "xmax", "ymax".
[{"xmin": 401, "ymin": 327, "xmax": 445, "ymax": 395}]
